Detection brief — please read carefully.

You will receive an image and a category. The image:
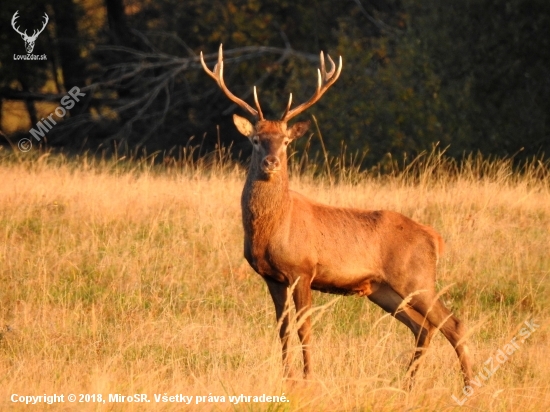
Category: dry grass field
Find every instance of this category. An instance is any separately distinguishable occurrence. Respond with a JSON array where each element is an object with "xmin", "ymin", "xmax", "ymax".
[{"xmin": 0, "ymin": 147, "xmax": 548, "ymax": 411}]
